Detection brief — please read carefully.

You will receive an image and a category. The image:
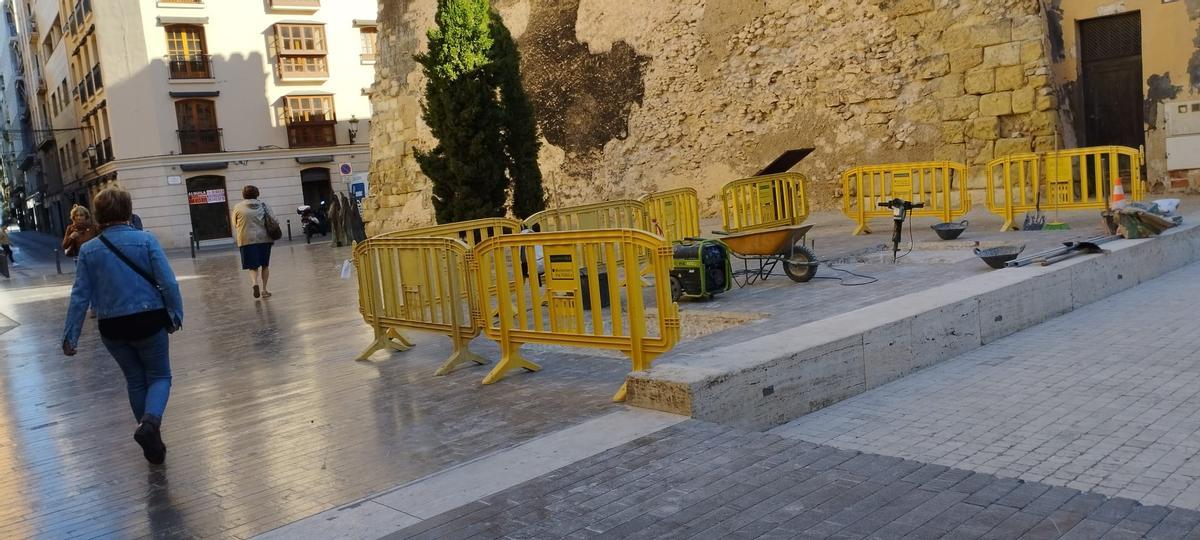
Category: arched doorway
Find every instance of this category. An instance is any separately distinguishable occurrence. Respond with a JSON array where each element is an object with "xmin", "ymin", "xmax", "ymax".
[
  {"xmin": 185, "ymin": 175, "xmax": 232, "ymax": 241},
  {"xmin": 300, "ymin": 167, "xmax": 333, "ymax": 210}
]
